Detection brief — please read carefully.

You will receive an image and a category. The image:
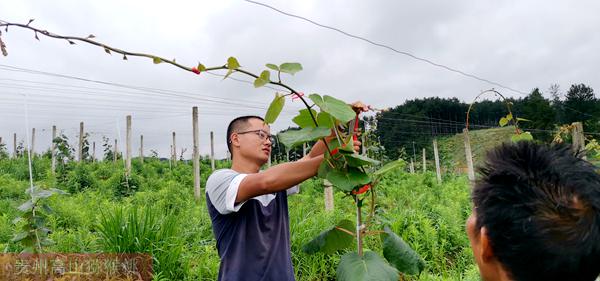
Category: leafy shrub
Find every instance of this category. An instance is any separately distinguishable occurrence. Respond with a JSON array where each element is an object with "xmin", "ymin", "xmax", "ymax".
[
  {"xmin": 62, "ymin": 163, "xmax": 98, "ymax": 194},
  {"xmin": 106, "ymin": 172, "xmax": 141, "ymax": 198}
]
